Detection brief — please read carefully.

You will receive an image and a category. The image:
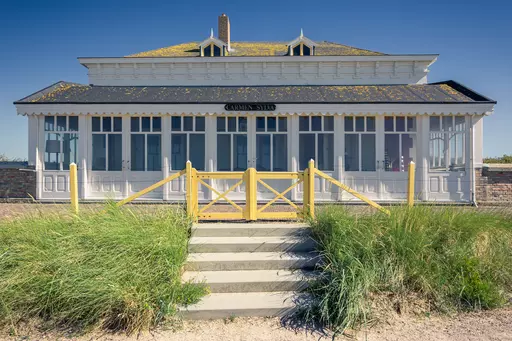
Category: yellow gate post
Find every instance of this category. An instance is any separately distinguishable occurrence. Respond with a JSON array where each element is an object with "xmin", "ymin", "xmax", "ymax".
[
  {"xmin": 186, "ymin": 160, "xmax": 198, "ymax": 218},
  {"xmin": 244, "ymin": 168, "xmax": 257, "ymax": 221},
  {"xmin": 407, "ymin": 161, "xmax": 415, "ymax": 207},
  {"xmin": 69, "ymin": 163, "xmax": 79, "ymax": 214},
  {"xmin": 305, "ymin": 159, "xmax": 315, "ymax": 218}
]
